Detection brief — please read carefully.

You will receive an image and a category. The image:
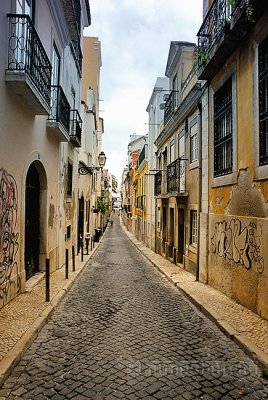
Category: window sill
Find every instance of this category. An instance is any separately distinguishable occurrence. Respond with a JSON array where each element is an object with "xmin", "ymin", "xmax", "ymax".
[
  {"xmin": 188, "ymin": 244, "xmax": 197, "ymax": 254},
  {"xmin": 189, "ymin": 160, "xmax": 199, "ymax": 170},
  {"xmin": 211, "ymin": 171, "xmax": 237, "ymax": 188},
  {"xmin": 254, "ymin": 163, "xmax": 268, "ymax": 181}
]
